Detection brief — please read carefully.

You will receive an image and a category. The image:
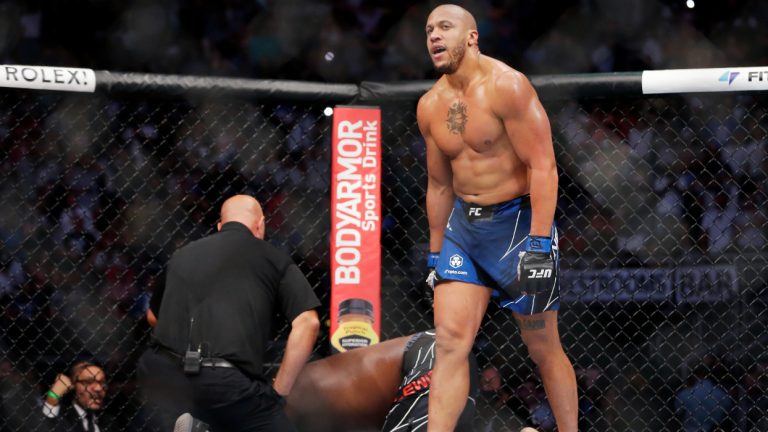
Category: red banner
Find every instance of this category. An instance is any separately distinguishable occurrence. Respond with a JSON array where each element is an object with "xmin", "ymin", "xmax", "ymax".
[{"xmin": 329, "ymin": 106, "xmax": 381, "ymax": 353}]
